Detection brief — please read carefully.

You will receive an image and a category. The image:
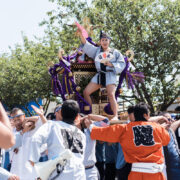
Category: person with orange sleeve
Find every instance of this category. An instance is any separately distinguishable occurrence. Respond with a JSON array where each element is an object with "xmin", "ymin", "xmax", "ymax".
[{"xmin": 86, "ymin": 103, "xmax": 170, "ymax": 180}]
